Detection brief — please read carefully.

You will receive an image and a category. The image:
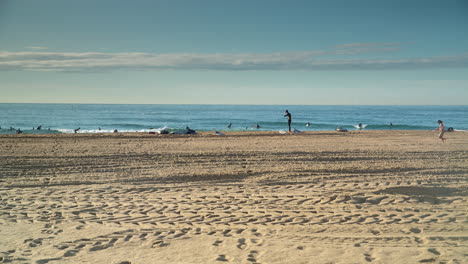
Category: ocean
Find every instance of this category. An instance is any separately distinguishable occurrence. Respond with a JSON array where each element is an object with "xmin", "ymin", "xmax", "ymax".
[{"xmin": 0, "ymin": 104, "xmax": 466, "ymax": 134}]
